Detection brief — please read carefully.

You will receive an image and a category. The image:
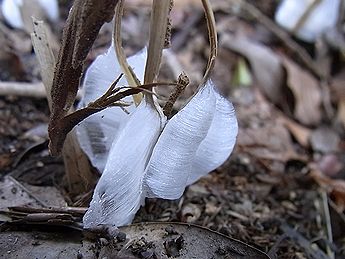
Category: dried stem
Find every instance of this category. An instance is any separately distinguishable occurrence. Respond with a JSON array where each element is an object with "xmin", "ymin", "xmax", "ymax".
[
  {"xmin": 144, "ymin": 0, "xmax": 171, "ymax": 85},
  {"xmin": 292, "ymin": 0, "xmax": 321, "ymax": 34},
  {"xmin": 49, "ymin": 0, "xmax": 119, "ymax": 155},
  {"xmin": 31, "ymin": 18, "xmax": 97, "ymax": 197},
  {"xmin": 200, "ymin": 0, "xmax": 218, "ymax": 87},
  {"xmin": 163, "ymin": 72, "xmax": 190, "ymax": 116},
  {"xmin": 113, "ymin": 0, "xmax": 143, "ymax": 105}
]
